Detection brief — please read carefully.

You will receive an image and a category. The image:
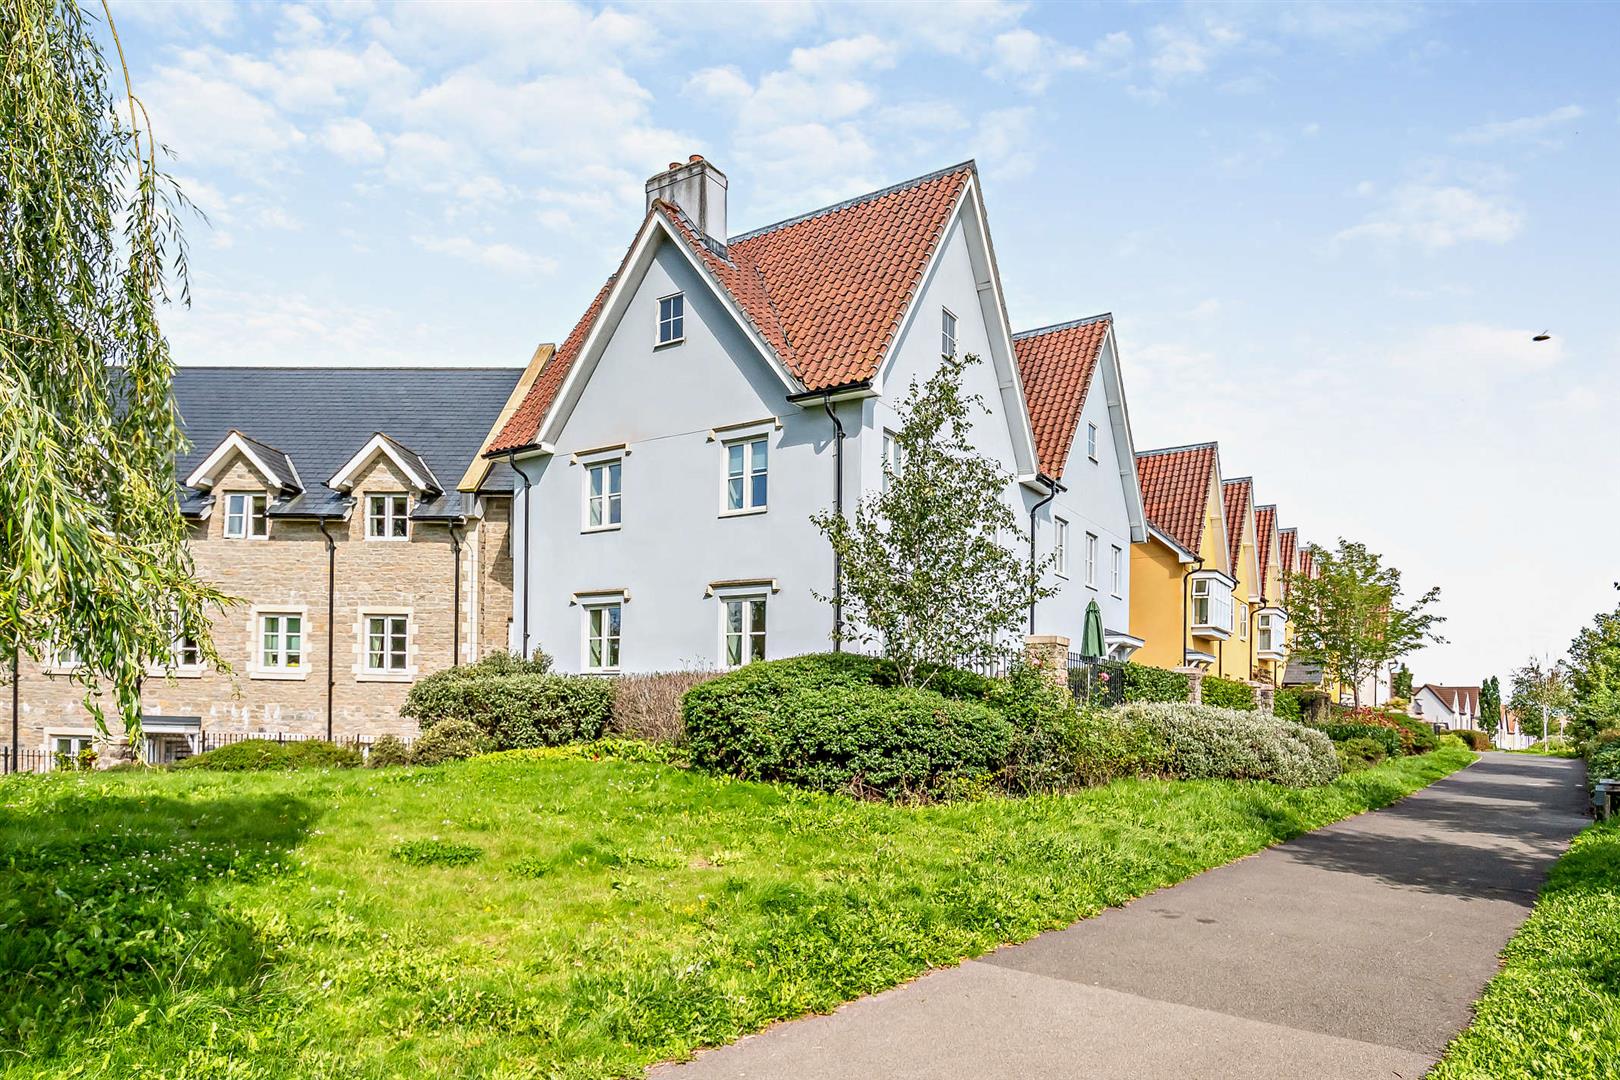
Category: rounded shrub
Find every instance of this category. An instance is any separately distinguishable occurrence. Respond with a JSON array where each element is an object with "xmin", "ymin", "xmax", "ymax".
[
  {"xmin": 1337, "ymin": 736, "xmax": 1388, "ymax": 772},
  {"xmin": 411, "ymin": 719, "xmax": 493, "ymax": 766},
  {"xmin": 1201, "ymin": 675, "xmax": 1257, "ymax": 711},
  {"xmin": 1120, "ymin": 662, "xmax": 1190, "ymax": 704},
  {"xmin": 402, "ymin": 650, "xmax": 612, "ymax": 749},
  {"xmin": 1450, "ymin": 728, "xmax": 1491, "ymax": 751},
  {"xmin": 367, "ymin": 735, "xmax": 413, "ymax": 767},
  {"xmin": 1312, "ymin": 722, "xmax": 1402, "ymax": 759},
  {"xmin": 1099, "ymin": 702, "xmax": 1339, "ymax": 787},
  {"xmin": 173, "ymin": 739, "xmax": 363, "ymax": 771}
]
